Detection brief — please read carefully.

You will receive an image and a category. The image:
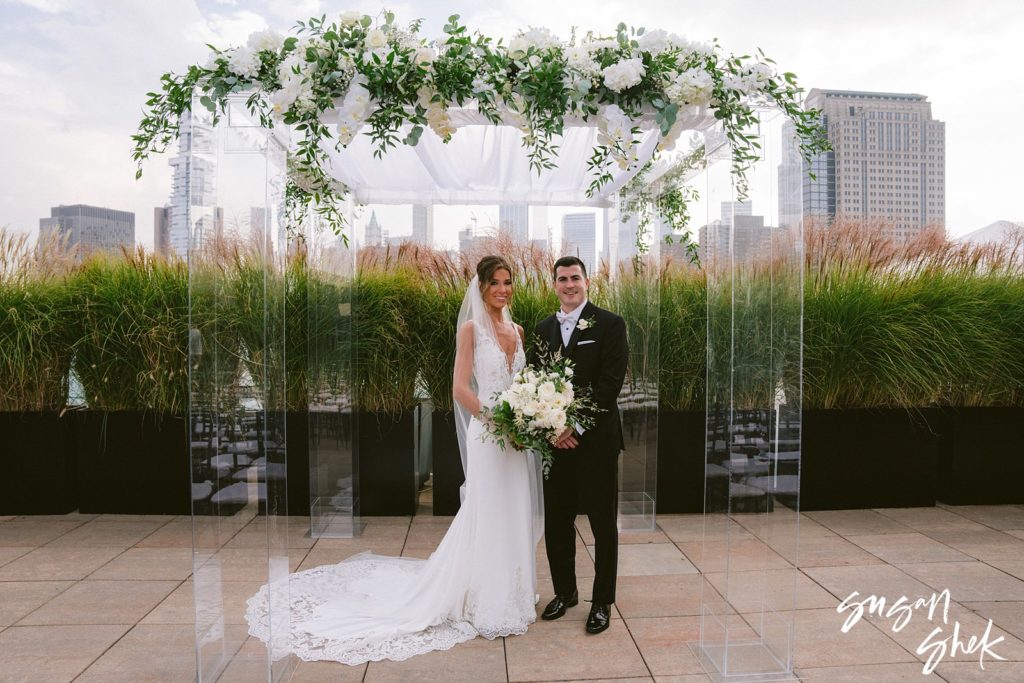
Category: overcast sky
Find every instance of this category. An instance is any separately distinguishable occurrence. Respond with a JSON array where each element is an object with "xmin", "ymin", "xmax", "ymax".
[{"xmin": 1, "ymin": 0, "xmax": 1021, "ymax": 249}]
